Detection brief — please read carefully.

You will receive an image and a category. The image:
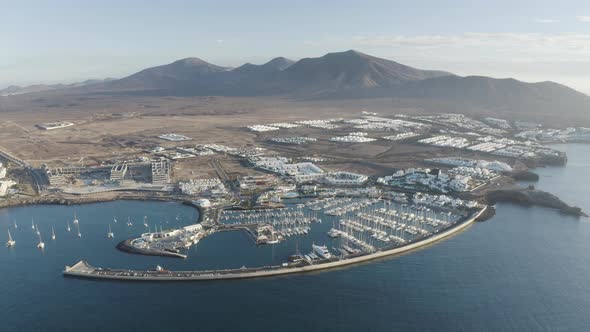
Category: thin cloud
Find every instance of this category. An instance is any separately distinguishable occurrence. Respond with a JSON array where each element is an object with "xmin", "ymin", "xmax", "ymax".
[
  {"xmin": 577, "ymin": 16, "xmax": 590, "ymax": 22},
  {"xmin": 534, "ymin": 18, "xmax": 560, "ymax": 23},
  {"xmin": 351, "ymin": 33, "xmax": 590, "ymax": 59}
]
